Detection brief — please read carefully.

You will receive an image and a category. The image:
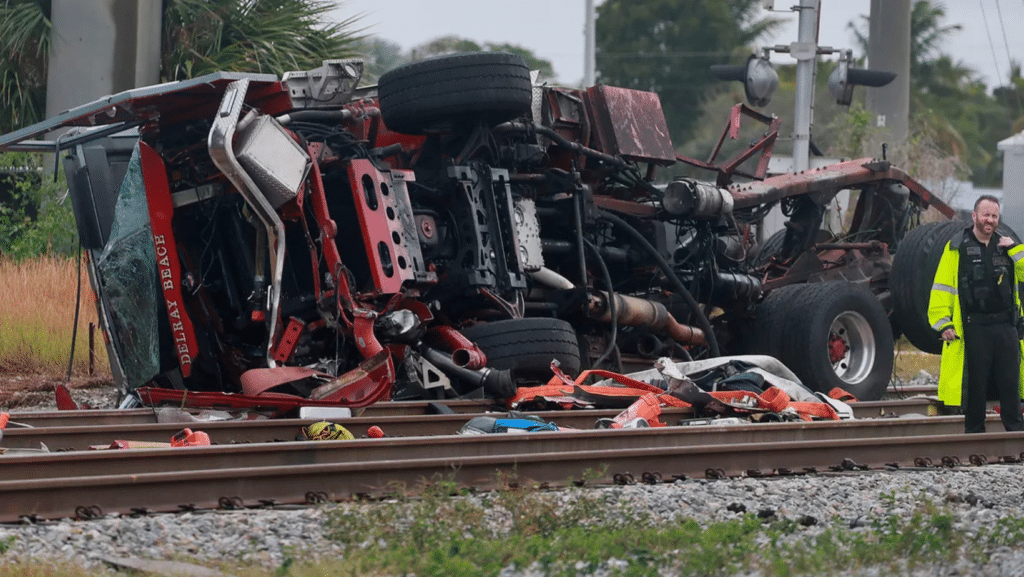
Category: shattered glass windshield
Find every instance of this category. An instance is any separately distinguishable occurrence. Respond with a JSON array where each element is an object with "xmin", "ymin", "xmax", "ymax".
[{"xmin": 95, "ymin": 143, "xmax": 160, "ymax": 388}]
